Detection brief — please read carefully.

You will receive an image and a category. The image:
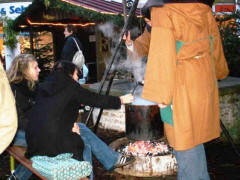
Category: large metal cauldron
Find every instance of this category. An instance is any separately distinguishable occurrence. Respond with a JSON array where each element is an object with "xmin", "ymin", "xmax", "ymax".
[{"xmin": 125, "ymin": 101, "xmax": 164, "ymax": 141}]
